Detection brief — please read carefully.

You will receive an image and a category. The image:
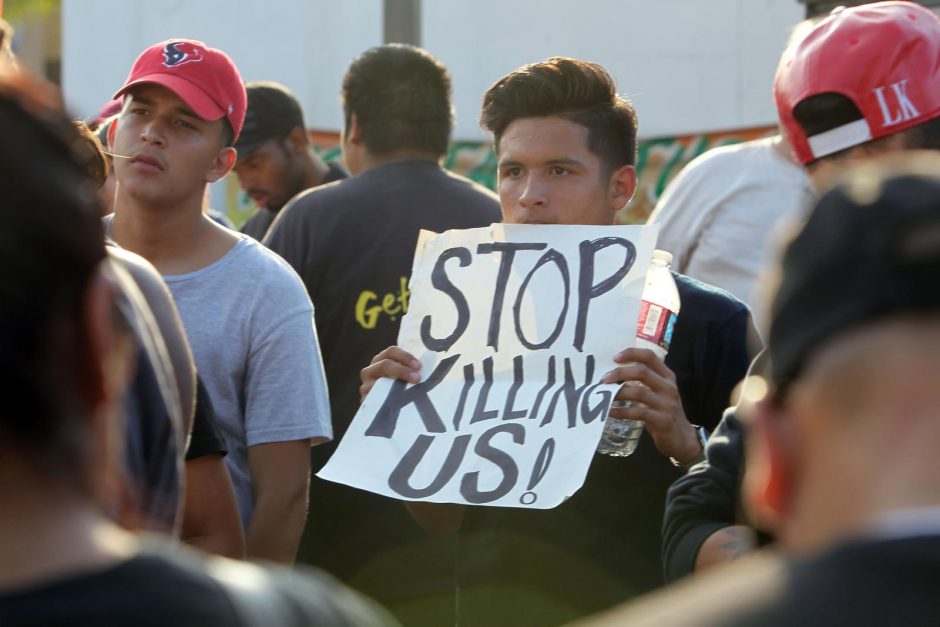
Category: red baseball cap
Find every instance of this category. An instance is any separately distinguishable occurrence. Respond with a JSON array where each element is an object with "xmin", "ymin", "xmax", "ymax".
[
  {"xmin": 113, "ymin": 39, "xmax": 247, "ymax": 141},
  {"xmin": 775, "ymin": 1, "xmax": 940, "ymax": 165}
]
